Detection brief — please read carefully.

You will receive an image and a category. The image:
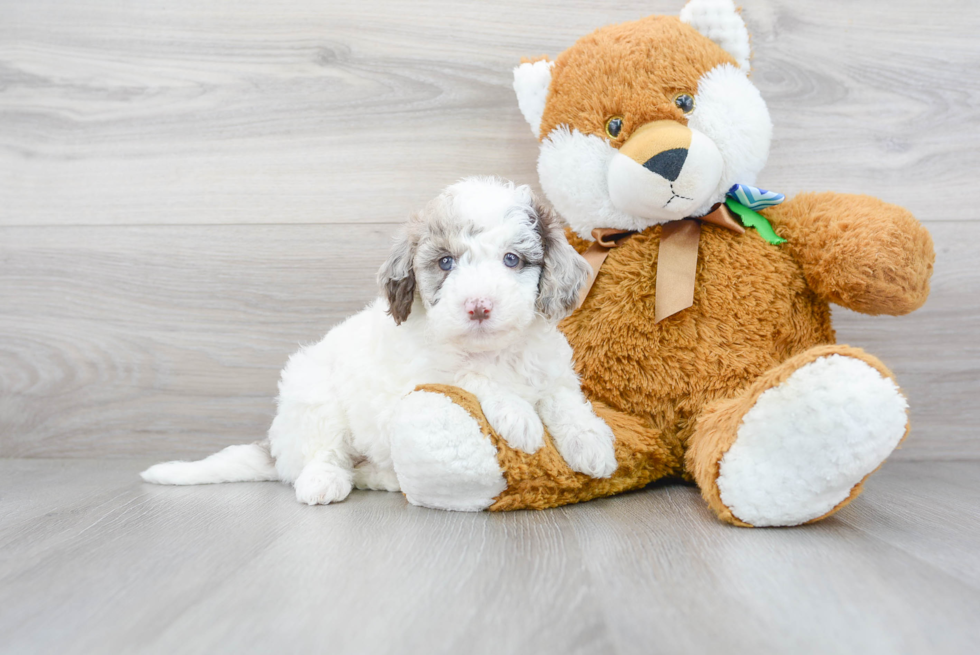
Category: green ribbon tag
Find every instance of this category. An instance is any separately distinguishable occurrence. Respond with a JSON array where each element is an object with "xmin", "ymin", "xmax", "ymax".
[{"xmin": 724, "ymin": 198, "xmax": 787, "ymax": 245}]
